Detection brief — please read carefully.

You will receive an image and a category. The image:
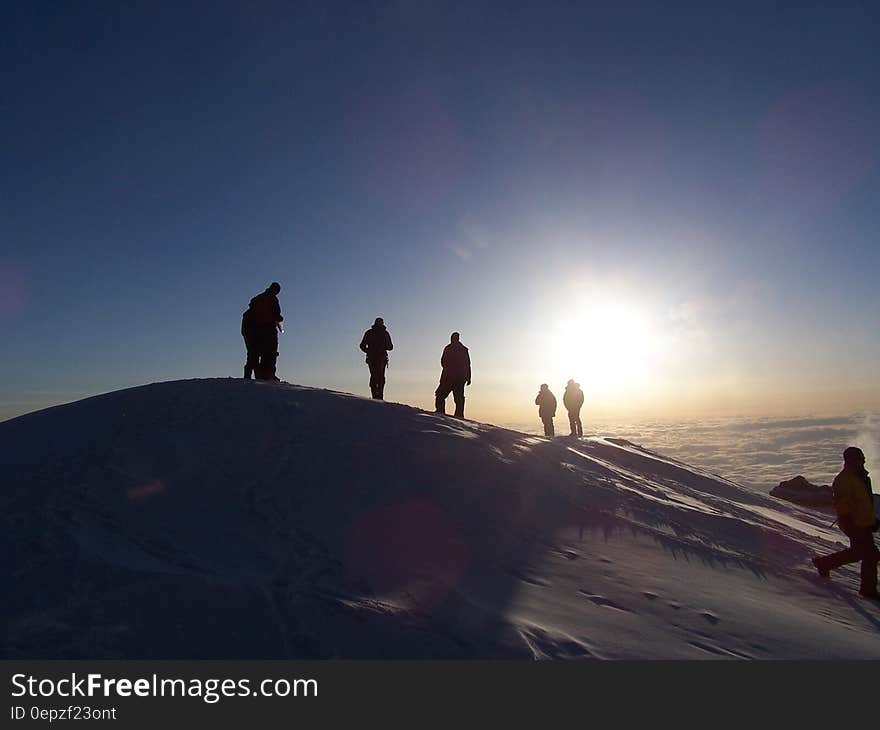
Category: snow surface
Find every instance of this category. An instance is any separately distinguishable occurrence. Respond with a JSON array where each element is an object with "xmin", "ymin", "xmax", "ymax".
[{"xmin": 2, "ymin": 378, "xmax": 879, "ymax": 659}]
